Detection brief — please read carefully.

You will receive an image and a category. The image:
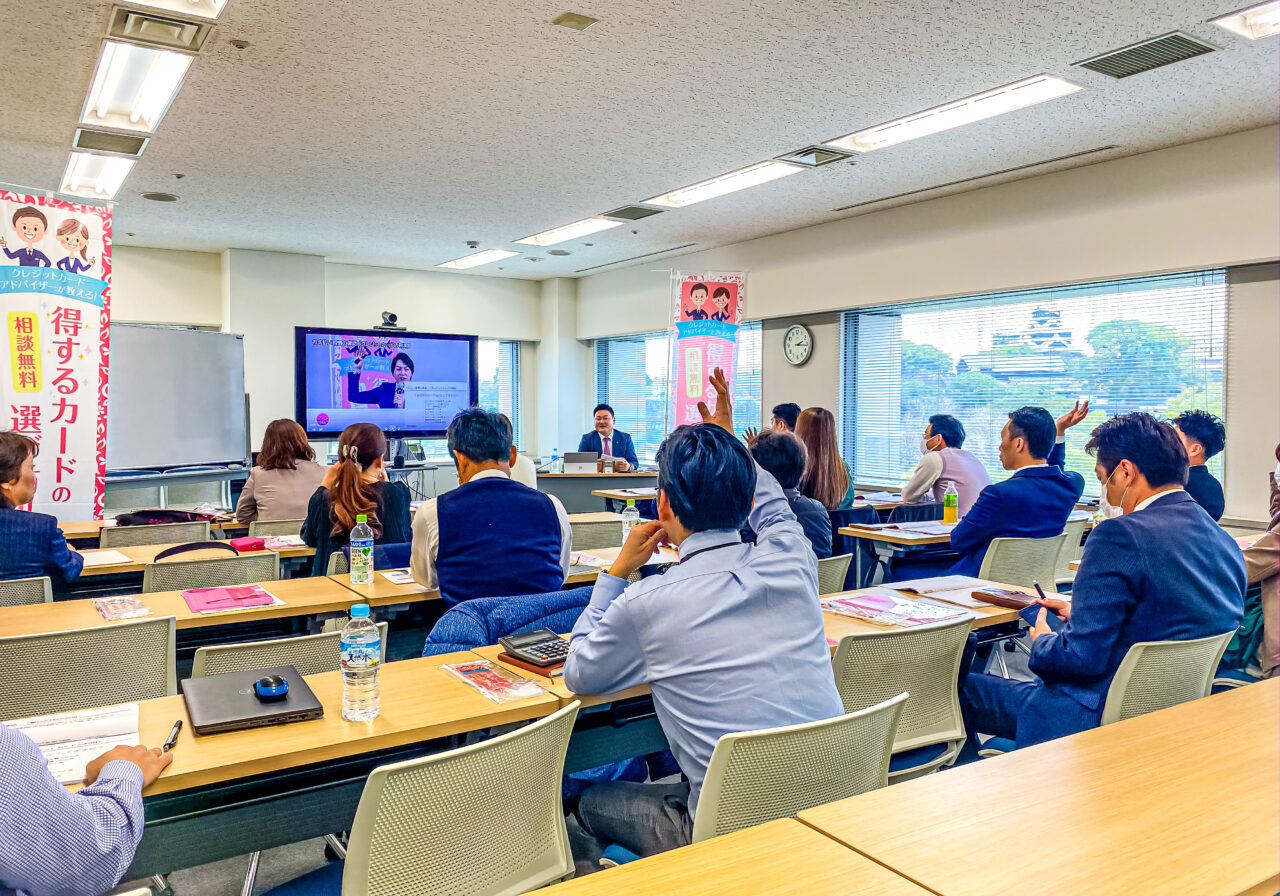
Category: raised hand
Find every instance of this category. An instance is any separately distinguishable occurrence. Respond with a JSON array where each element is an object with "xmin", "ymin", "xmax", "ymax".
[
  {"xmin": 1056, "ymin": 400, "xmax": 1090, "ymax": 436},
  {"xmin": 743, "ymin": 426, "xmax": 759, "ymax": 444},
  {"xmin": 696, "ymin": 367, "xmax": 733, "ymax": 433}
]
